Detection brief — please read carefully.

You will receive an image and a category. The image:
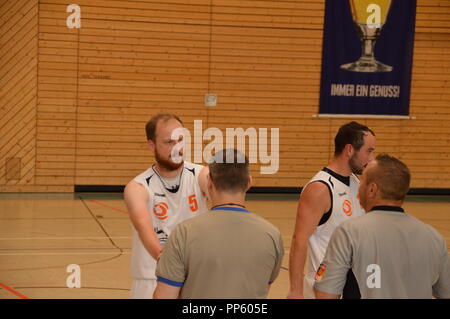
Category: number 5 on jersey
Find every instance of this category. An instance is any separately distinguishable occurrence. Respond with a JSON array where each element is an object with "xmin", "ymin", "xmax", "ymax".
[{"xmin": 188, "ymin": 194, "xmax": 198, "ymax": 212}]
